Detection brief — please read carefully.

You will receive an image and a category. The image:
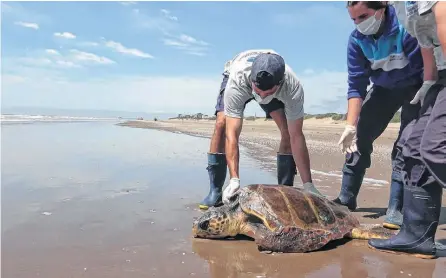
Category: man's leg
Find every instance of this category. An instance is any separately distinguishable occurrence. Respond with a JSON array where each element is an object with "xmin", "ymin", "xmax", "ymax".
[
  {"xmin": 259, "ymin": 99, "xmax": 297, "ymax": 186},
  {"xmin": 383, "ymin": 86, "xmax": 421, "ymax": 229},
  {"xmin": 420, "ymin": 85, "xmax": 446, "ymax": 188},
  {"xmin": 199, "ymin": 75, "xmax": 229, "ymax": 210},
  {"xmin": 333, "ymin": 86, "xmax": 413, "ymax": 211},
  {"xmin": 368, "ymin": 84, "xmax": 444, "ymax": 259}
]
